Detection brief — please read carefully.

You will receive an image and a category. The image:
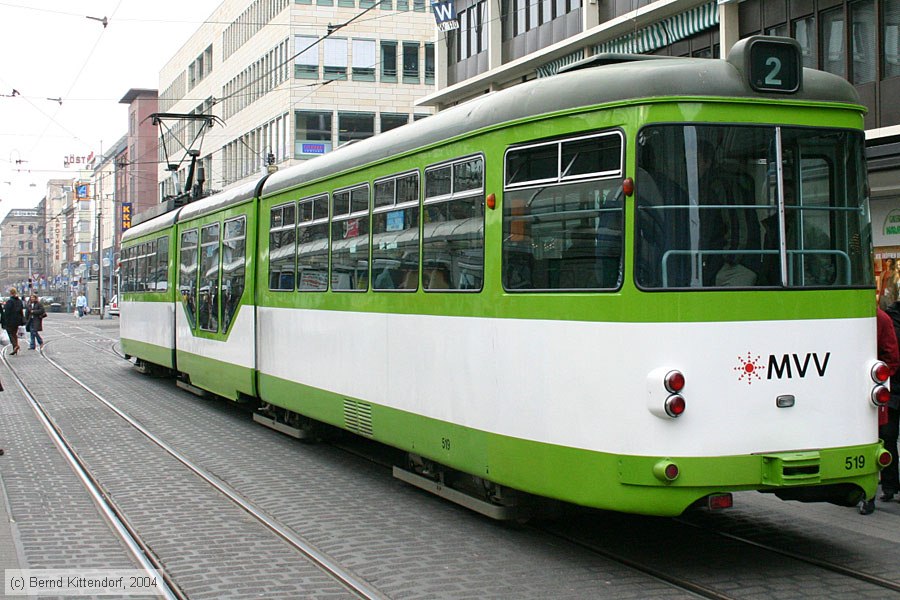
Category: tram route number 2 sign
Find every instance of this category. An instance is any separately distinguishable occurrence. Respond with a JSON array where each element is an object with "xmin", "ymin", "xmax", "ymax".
[{"xmin": 747, "ymin": 38, "xmax": 801, "ymax": 94}]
